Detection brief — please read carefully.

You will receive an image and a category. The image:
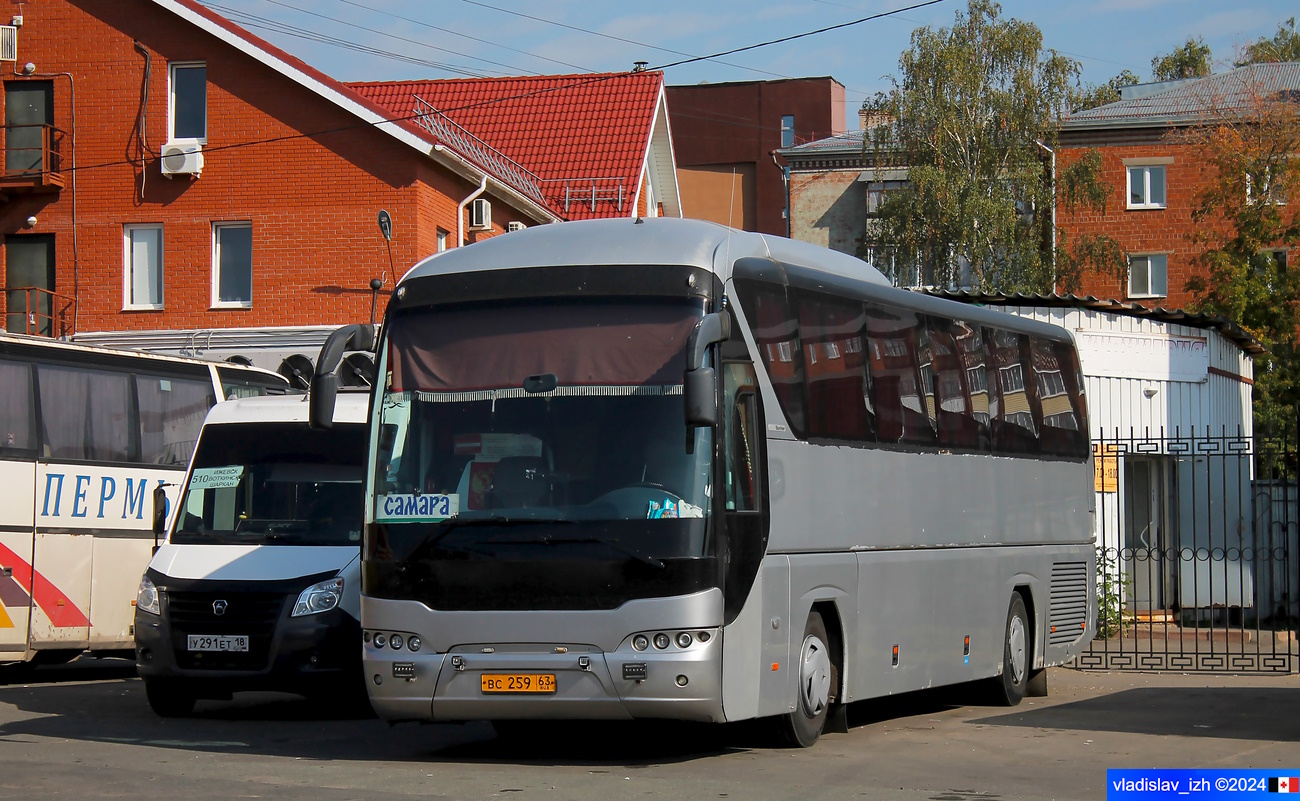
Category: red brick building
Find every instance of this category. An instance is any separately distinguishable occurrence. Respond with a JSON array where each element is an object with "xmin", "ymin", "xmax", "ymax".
[
  {"xmin": 1059, "ymin": 64, "xmax": 1298, "ymax": 307},
  {"xmin": 0, "ymin": 0, "xmax": 677, "ymax": 349},
  {"xmin": 667, "ymin": 77, "xmax": 846, "ymax": 236}
]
